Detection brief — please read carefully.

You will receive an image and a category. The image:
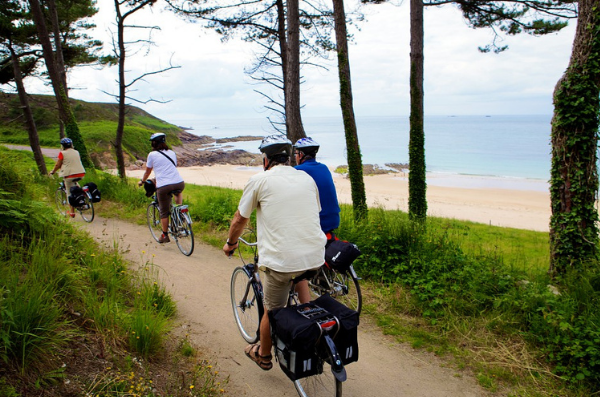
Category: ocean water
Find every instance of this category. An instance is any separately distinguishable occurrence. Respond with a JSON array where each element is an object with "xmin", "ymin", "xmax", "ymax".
[{"xmin": 175, "ymin": 115, "xmax": 554, "ymax": 188}]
